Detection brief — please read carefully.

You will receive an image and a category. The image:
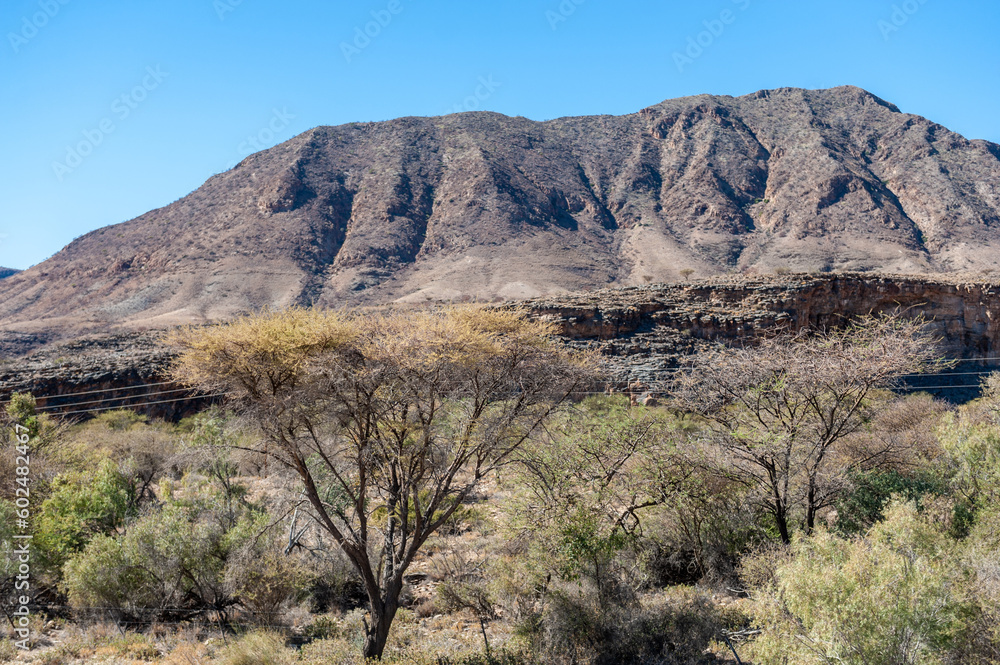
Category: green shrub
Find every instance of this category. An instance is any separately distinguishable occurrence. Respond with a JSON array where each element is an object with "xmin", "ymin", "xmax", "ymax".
[
  {"xmin": 63, "ymin": 495, "xmax": 308, "ymax": 623},
  {"xmin": 34, "ymin": 459, "xmax": 137, "ymax": 573},
  {"xmin": 833, "ymin": 468, "xmax": 946, "ymax": 536},
  {"xmin": 747, "ymin": 501, "xmax": 974, "ymax": 665},
  {"xmin": 93, "ymin": 408, "xmax": 148, "ymax": 431}
]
